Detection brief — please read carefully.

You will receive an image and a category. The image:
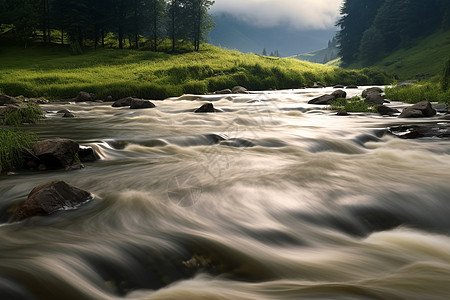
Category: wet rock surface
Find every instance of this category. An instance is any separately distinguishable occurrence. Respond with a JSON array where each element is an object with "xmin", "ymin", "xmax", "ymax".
[
  {"xmin": 14, "ymin": 181, "xmax": 92, "ymax": 221},
  {"xmin": 388, "ymin": 123, "xmax": 450, "ymax": 139}
]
